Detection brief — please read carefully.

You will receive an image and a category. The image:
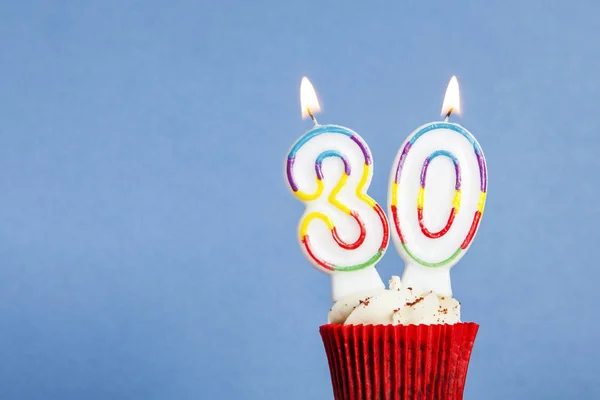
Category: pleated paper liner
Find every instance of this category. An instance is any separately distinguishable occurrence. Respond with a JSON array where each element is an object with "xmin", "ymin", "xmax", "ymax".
[{"xmin": 320, "ymin": 323, "xmax": 479, "ymax": 400}]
